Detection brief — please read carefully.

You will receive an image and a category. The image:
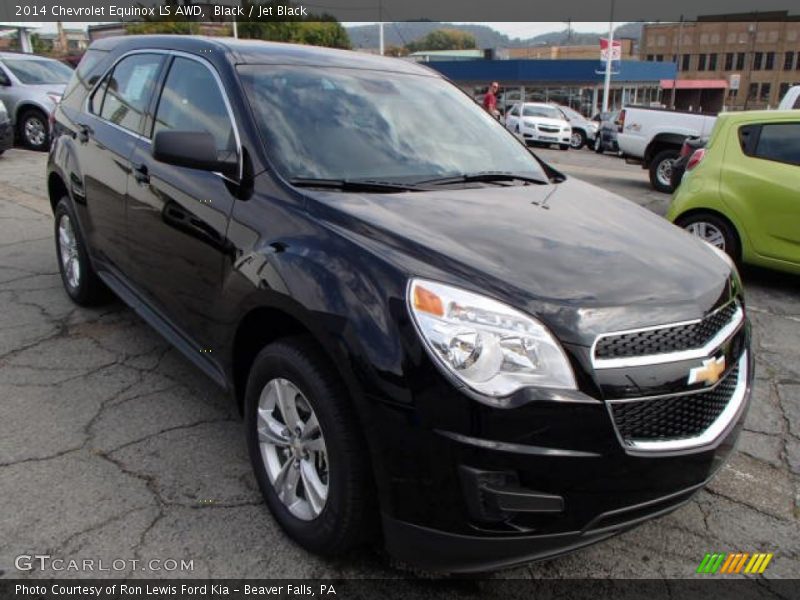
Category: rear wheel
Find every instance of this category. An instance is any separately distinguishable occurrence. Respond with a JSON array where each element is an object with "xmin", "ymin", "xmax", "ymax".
[
  {"xmin": 570, "ymin": 130, "xmax": 586, "ymax": 149},
  {"xmin": 675, "ymin": 212, "xmax": 741, "ymax": 264},
  {"xmin": 54, "ymin": 197, "xmax": 110, "ymax": 306},
  {"xmin": 244, "ymin": 337, "xmax": 375, "ymax": 555},
  {"xmin": 649, "ymin": 149, "xmax": 678, "ymax": 193}
]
